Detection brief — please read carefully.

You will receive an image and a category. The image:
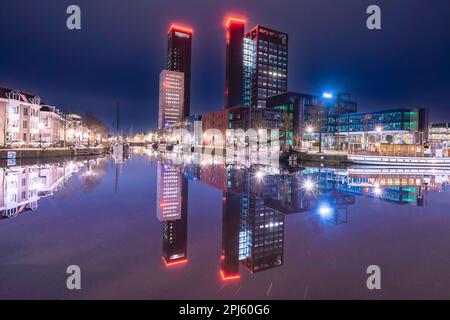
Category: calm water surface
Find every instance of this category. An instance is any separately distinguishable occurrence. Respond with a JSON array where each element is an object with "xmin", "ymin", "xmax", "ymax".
[{"xmin": 0, "ymin": 149, "xmax": 449, "ymax": 299}]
